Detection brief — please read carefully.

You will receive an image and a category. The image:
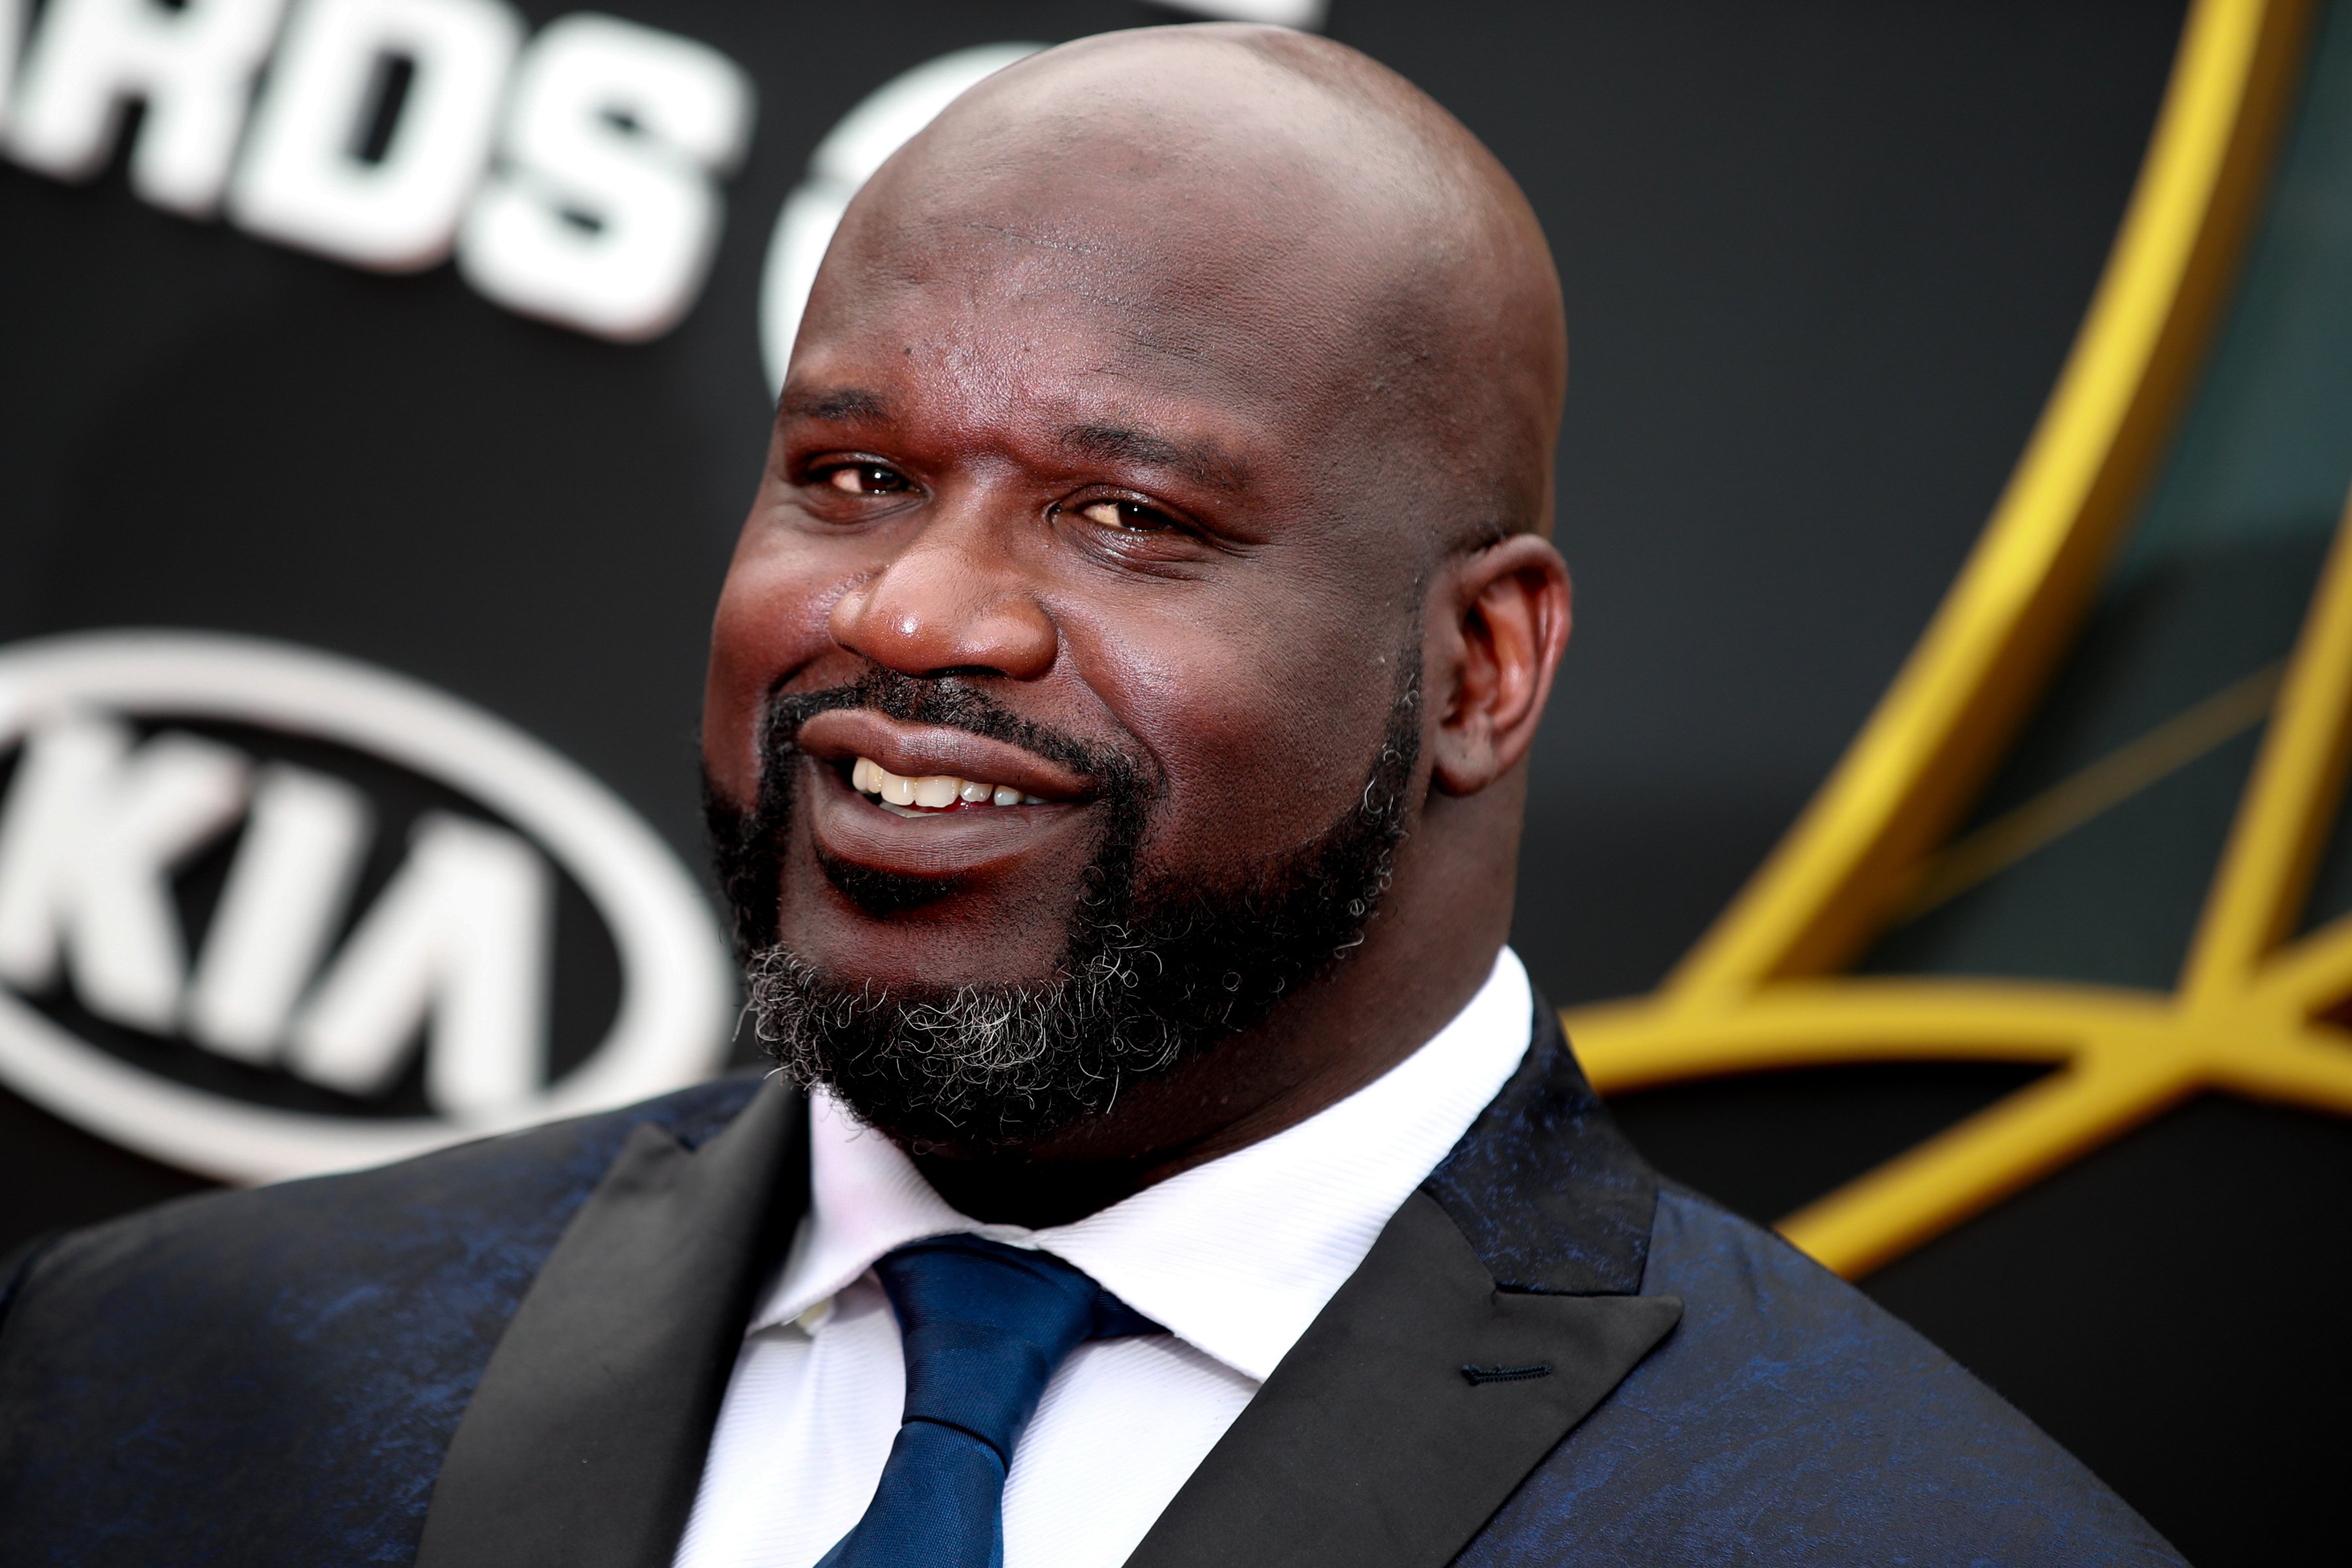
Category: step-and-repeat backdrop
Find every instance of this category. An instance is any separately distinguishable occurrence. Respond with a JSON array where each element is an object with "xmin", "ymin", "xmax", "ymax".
[{"xmin": 5, "ymin": 0, "xmax": 2341, "ymax": 1558}]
